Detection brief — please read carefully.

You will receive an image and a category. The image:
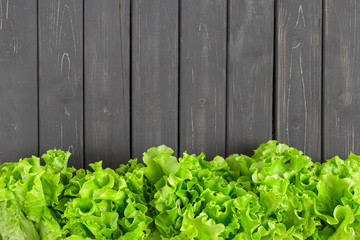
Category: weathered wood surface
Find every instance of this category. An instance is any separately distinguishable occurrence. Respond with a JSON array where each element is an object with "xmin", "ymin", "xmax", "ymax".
[
  {"xmin": 132, "ymin": 0, "xmax": 179, "ymax": 160},
  {"xmin": 0, "ymin": 0, "xmax": 38, "ymax": 163},
  {"xmin": 276, "ymin": 0, "xmax": 322, "ymax": 162},
  {"xmin": 84, "ymin": 0, "xmax": 130, "ymax": 168},
  {"xmin": 323, "ymin": 0, "xmax": 360, "ymax": 161},
  {"xmin": 179, "ymin": 0, "xmax": 227, "ymax": 159},
  {"xmin": 39, "ymin": 0, "xmax": 83, "ymax": 168},
  {"xmin": 2, "ymin": 0, "xmax": 360, "ymax": 165},
  {"xmin": 227, "ymin": 0, "xmax": 274, "ymax": 157}
]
